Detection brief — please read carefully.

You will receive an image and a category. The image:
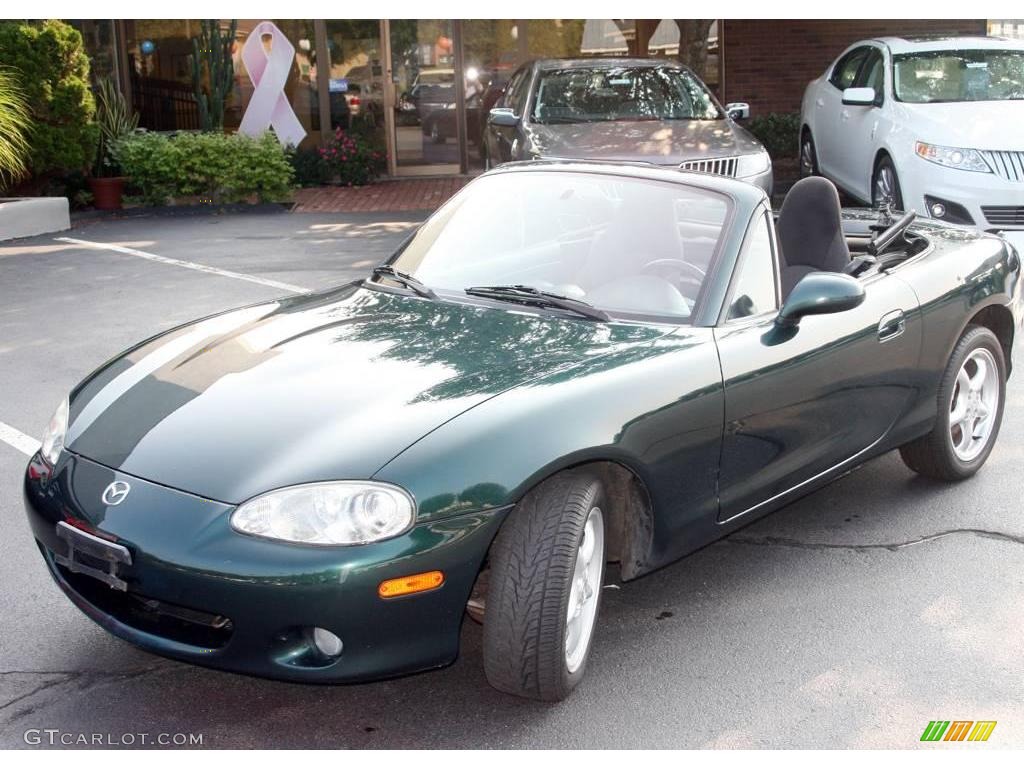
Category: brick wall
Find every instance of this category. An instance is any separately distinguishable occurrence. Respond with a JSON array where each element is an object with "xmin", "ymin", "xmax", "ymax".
[{"xmin": 722, "ymin": 19, "xmax": 988, "ymax": 116}]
